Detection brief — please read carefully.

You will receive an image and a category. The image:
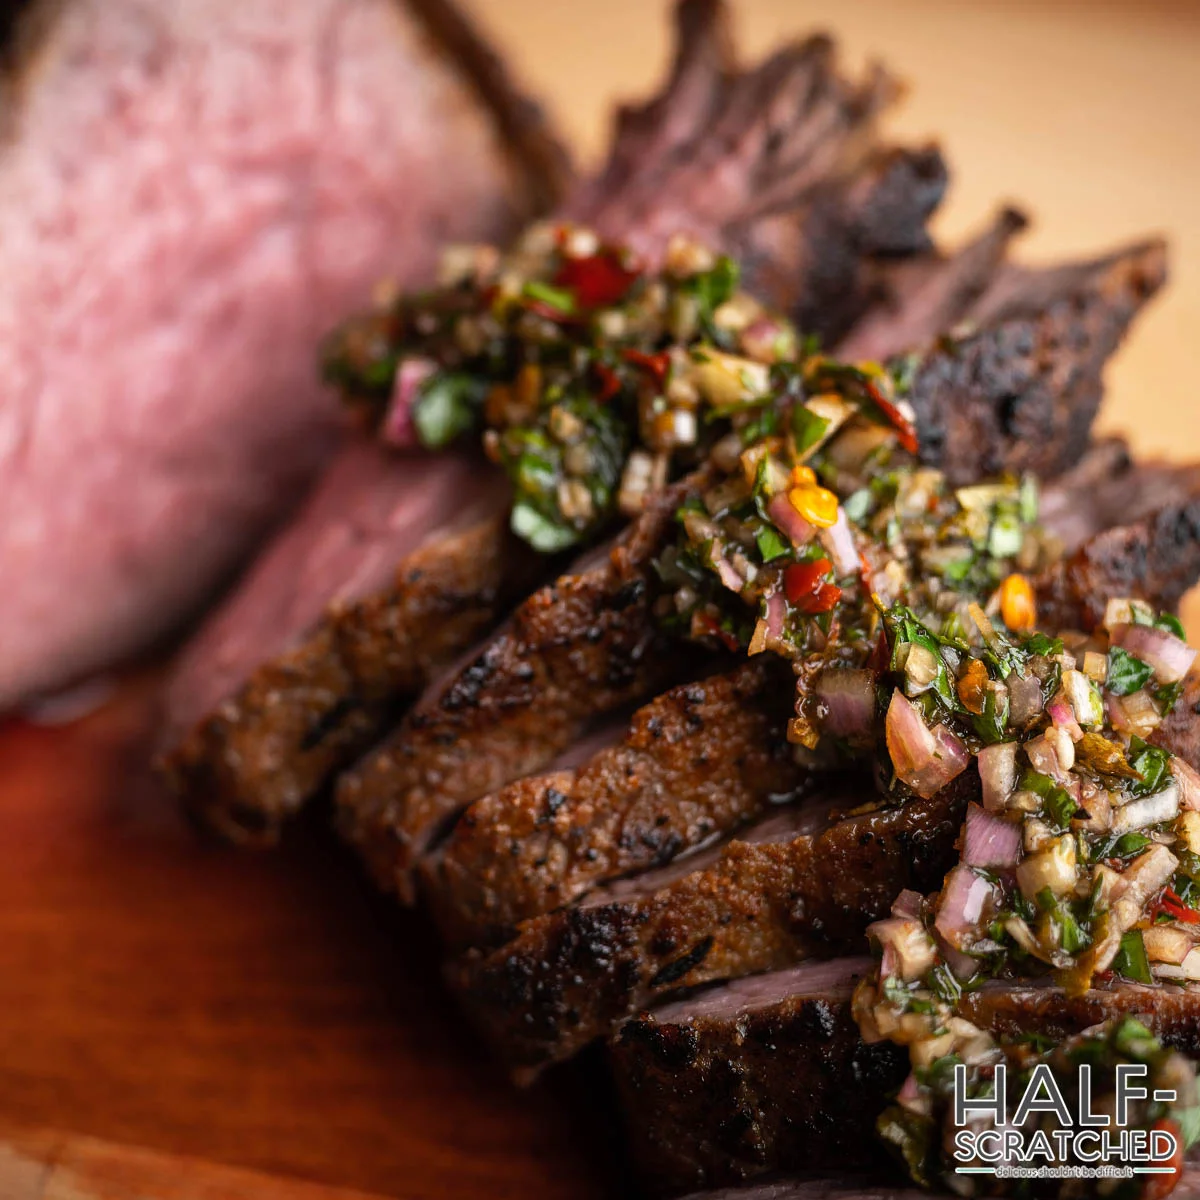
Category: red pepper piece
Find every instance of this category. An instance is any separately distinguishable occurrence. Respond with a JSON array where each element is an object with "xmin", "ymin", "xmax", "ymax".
[
  {"xmin": 621, "ymin": 347, "xmax": 670, "ymax": 386},
  {"xmin": 864, "ymin": 379, "xmax": 919, "ymax": 454},
  {"xmin": 1153, "ymin": 887, "xmax": 1200, "ymax": 924},
  {"xmin": 859, "ymin": 551, "xmax": 874, "ymax": 591},
  {"xmin": 593, "ymin": 362, "xmax": 622, "ymax": 403},
  {"xmin": 555, "ymin": 252, "xmax": 639, "ymax": 309},
  {"xmin": 784, "ymin": 558, "xmax": 831, "ymax": 604},
  {"xmin": 783, "ymin": 558, "xmax": 841, "ymax": 613},
  {"xmin": 868, "ymin": 629, "xmax": 890, "ymax": 675}
]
